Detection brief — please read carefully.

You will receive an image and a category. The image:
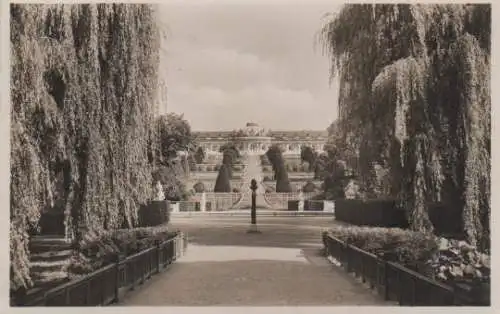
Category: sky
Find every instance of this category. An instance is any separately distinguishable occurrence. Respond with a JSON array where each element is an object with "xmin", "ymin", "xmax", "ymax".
[{"xmin": 157, "ymin": 1, "xmax": 341, "ymax": 131}]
